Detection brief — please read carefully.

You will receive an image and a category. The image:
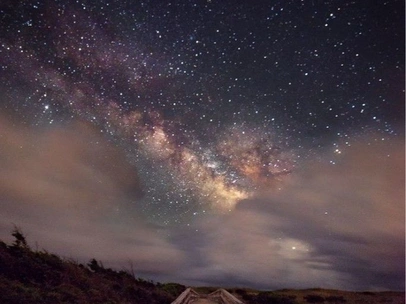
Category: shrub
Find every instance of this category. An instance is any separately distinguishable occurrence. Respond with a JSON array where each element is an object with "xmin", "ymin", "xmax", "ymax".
[
  {"xmin": 160, "ymin": 283, "xmax": 186, "ymax": 297},
  {"xmin": 326, "ymin": 295, "xmax": 346, "ymax": 303},
  {"xmin": 11, "ymin": 226, "xmax": 29, "ymax": 249},
  {"xmin": 235, "ymin": 288, "xmax": 247, "ymax": 296},
  {"xmin": 254, "ymin": 292, "xmax": 297, "ymax": 304},
  {"xmin": 360, "ymin": 291, "xmax": 375, "ymax": 295},
  {"xmin": 304, "ymin": 294, "xmax": 325, "ymax": 303}
]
